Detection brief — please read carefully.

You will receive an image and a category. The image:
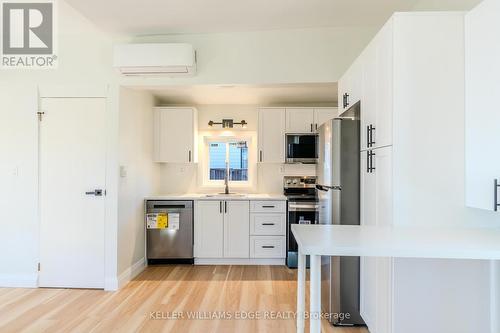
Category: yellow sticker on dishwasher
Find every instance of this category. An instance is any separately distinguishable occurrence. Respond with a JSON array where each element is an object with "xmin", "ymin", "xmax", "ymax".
[{"xmin": 157, "ymin": 213, "xmax": 168, "ymax": 229}]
